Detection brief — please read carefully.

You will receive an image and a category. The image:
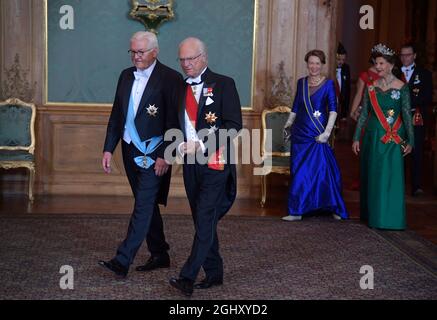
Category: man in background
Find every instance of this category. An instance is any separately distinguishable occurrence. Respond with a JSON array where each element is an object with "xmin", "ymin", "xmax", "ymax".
[{"xmin": 400, "ymin": 43, "xmax": 433, "ymax": 196}]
